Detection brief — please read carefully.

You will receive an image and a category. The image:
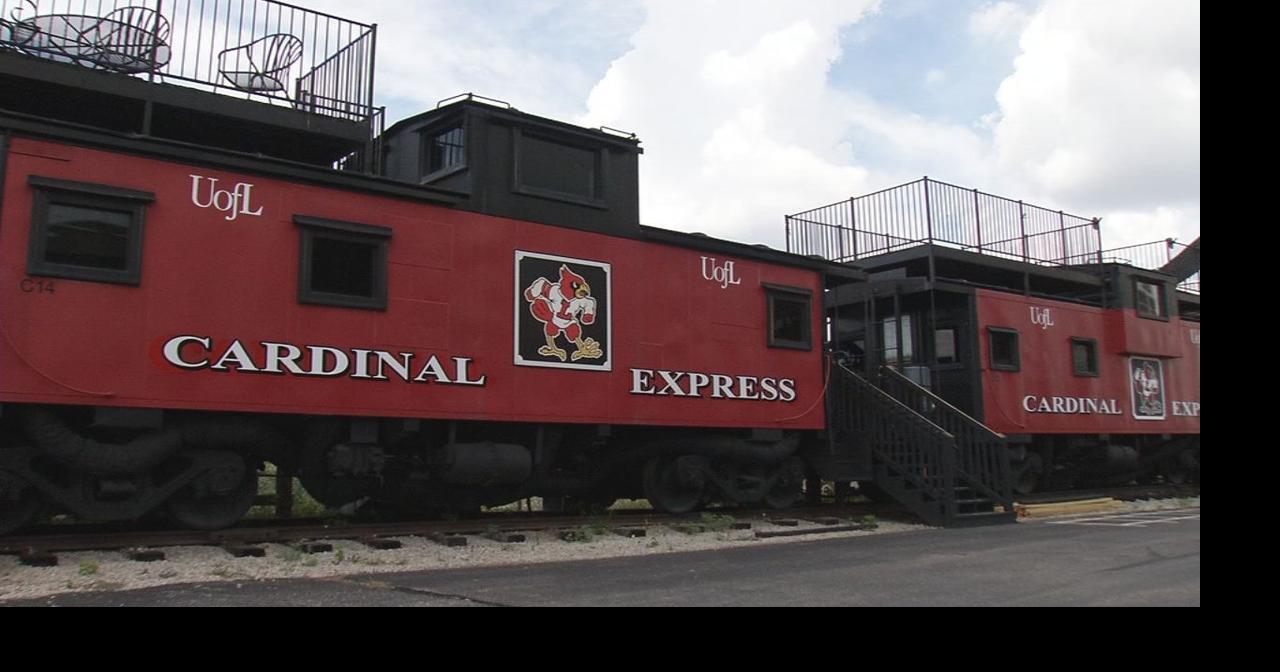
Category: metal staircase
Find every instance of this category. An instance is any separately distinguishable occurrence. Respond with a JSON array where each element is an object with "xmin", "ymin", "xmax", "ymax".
[{"xmin": 828, "ymin": 364, "xmax": 1016, "ymax": 527}]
